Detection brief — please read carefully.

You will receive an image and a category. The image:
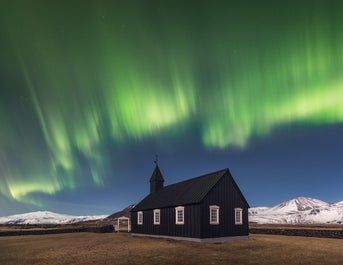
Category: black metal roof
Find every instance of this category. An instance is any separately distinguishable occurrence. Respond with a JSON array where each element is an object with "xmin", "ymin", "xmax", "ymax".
[{"xmin": 132, "ymin": 168, "xmax": 229, "ymax": 211}]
